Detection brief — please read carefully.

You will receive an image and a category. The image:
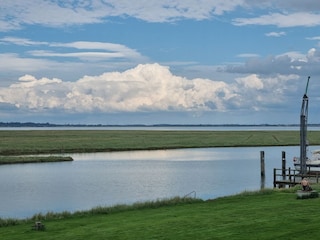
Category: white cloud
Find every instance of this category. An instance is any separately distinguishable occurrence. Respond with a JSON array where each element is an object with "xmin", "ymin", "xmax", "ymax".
[
  {"xmin": 105, "ymin": 0, "xmax": 244, "ymax": 21},
  {"xmin": 0, "ymin": 38, "xmax": 148, "ymax": 81},
  {"xmin": 0, "ymin": 36, "xmax": 48, "ymax": 46},
  {"xmin": 2, "ymin": 0, "xmax": 320, "ymax": 31},
  {"xmin": 242, "ymin": 0, "xmax": 320, "ymax": 11},
  {"xmin": 307, "ymin": 48, "xmax": 320, "ymax": 62},
  {"xmin": 235, "ymin": 74, "xmax": 263, "ymax": 90},
  {"xmin": 274, "ymin": 0, "xmax": 320, "ymax": 11},
  {"xmin": 265, "ymin": 31, "xmax": 286, "ymax": 37},
  {"xmin": 233, "ymin": 12, "xmax": 320, "ymax": 27},
  {"xmin": 0, "ymin": 0, "xmax": 246, "ymax": 31},
  {"xmin": 306, "ymin": 36, "xmax": 320, "ymax": 41},
  {"xmin": 50, "ymin": 41, "xmax": 140, "ymax": 54},
  {"xmin": 0, "ymin": 0, "xmax": 106, "ymax": 31},
  {"xmin": 232, "ymin": 74, "xmax": 300, "ymax": 111},
  {"xmin": 0, "ymin": 53, "xmax": 54, "ymax": 72},
  {"xmin": 236, "ymin": 53, "xmax": 260, "ymax": 58},
  {"xmin": 0, "ymin": 63, "xmax": 297, "ymax": 114},
  {"xmin": 28, "ymin": 50, "xmax": 128, "ymax": 60},
  {"xmin": 0, "ymin": 38, "xmax": 144, "ymax": 62}
]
